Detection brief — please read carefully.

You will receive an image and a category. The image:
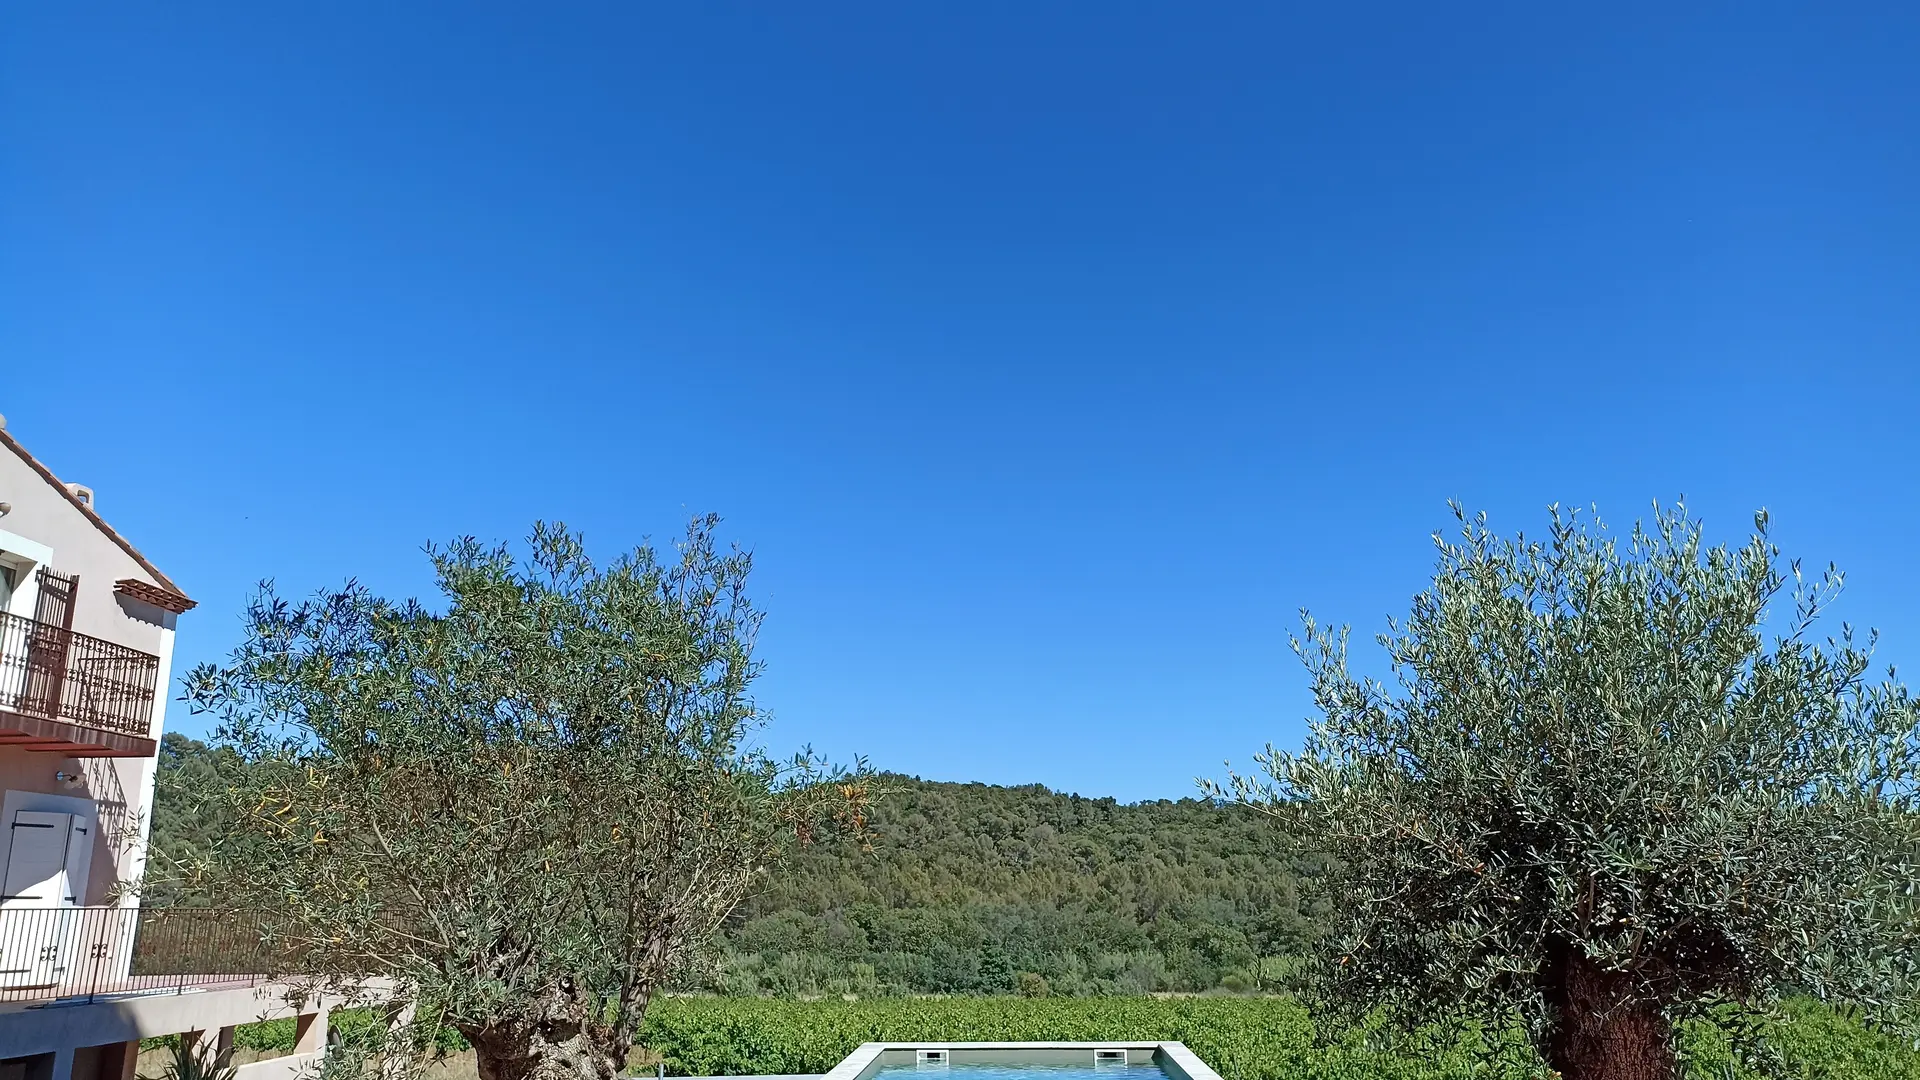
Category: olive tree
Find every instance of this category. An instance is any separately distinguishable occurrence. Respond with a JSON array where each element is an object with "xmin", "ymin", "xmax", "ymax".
[
  {"xmin": 173, "ymin": 517, "xmax": 870, "ymax": 1080},
  {"xmin": 1211, "ymin": 503, "xmax": 1920, "ymax": 1080}
]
